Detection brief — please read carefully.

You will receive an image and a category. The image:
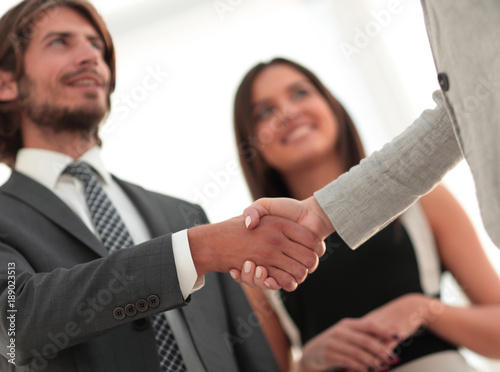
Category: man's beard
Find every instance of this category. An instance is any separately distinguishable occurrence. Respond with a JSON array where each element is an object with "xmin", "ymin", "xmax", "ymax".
[{"xmin": 18, "ymin": 75, "xmax": 108, "ymax": 137}]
